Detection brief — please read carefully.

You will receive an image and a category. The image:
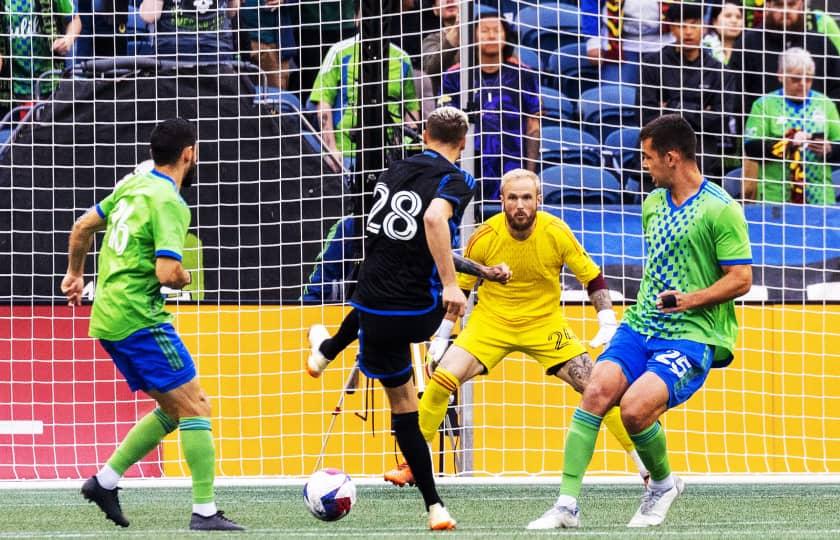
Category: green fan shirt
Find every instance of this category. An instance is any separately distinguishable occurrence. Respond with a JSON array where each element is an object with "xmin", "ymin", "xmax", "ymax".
[
  {"xmin": 744, "ymin": 89, "xmax": 840, "ymax": 204},
  {"xmin": 89, "ymin": 169, "xmax": 191, "ymax": 341},
  {"xmin": 624, "ymin": 181, "xmax": 752, "ymax": 366},
  {"xmin": 309, "ymin": 35, "xmax": 419, "ymax": 157}
]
